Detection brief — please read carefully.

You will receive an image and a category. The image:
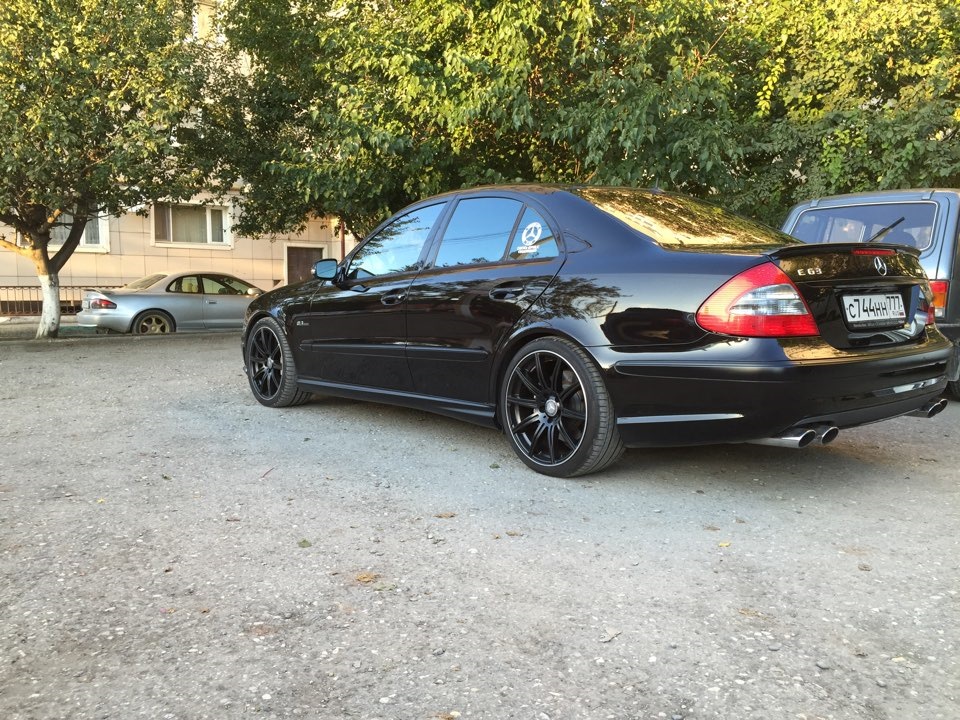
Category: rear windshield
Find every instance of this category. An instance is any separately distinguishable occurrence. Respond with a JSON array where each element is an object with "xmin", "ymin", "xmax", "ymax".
[
  {"xmin": 574, "ymin": 187, "xmax": 798, "ymax": 252},
  {"xmin": 123, "ymin": 274, "xmax": 166, "ymax": 290},
  {"xmin": 790, "ymin": 201, "xmax": 936, "ymax": 251}
]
